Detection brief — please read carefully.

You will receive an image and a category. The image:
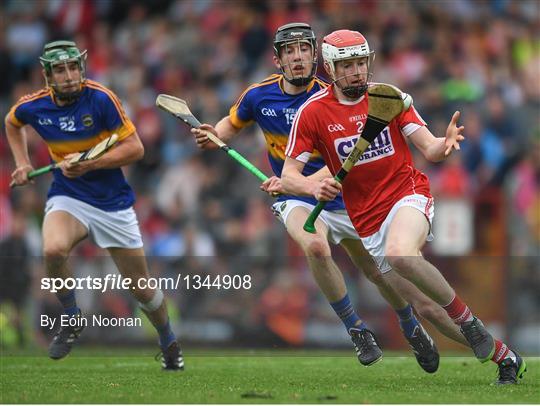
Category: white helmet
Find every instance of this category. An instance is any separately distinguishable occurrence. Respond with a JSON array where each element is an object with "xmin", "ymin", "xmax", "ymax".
[{"xmin": 322, "ymin": 30, "xmax": 375, "ymax": 98}]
